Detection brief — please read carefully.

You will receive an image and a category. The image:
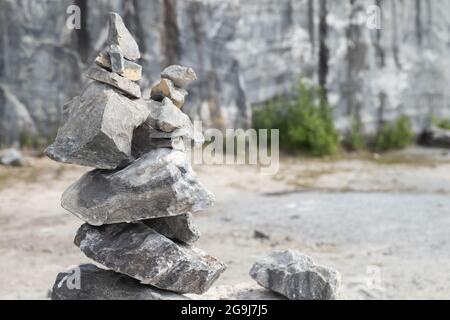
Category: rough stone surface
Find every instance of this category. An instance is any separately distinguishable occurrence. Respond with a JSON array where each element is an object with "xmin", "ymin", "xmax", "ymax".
[
  {"xmin": 161, "ymin": 65, "xmax": 197, "ymax": 88},
  {"xmin": 61, "ymin": 148, "xmax": 214, "ymax": 225},
  {"xmin": 131, "ymin": 98, "xmax": 203, "ymax": 157},
  {"xmin": 107, "ymin": 12, "xmax": 140, "ymax": 61},
  {"xmin": 151, "ymin": 79, "xmax": 187, "ymax": 109},
  {"xmin": 45, "ymin": 82, "xmax": 149, "ymax": 169},
  {"xmin": 86, "ymin": 65, "xmax": 141, "ymax": 98},
  {"xmin": 51, "ymin": 264, "xmax": 189, "ymax": 300},
  {"xmin": 250, "ymin": 250, "xmax": 341, "ymax": 300},
  {"xmin": 144, "ymin": 98, "xmax": 190, "ymax": 133},
  {"xmin": 75, "ymin": 223, "xmax": 226, "ymax": 294},
  {"xmin": 132, "ymin": 126, "xmax": 185, "ymax": 158},
  {"xmin": 0, "ymin": 148, "xmax": 24, "ymax": 167},
  {"xmin": 143, "ymin": 213, "xmax": 200, "ymax": 244},
  {"xmin": 109, "ymin": 44, "xmax": 124, "ymax": 74},
  {"xmin": 95, "ymin": 51, "xmax": 142, "ymax": 81}
]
